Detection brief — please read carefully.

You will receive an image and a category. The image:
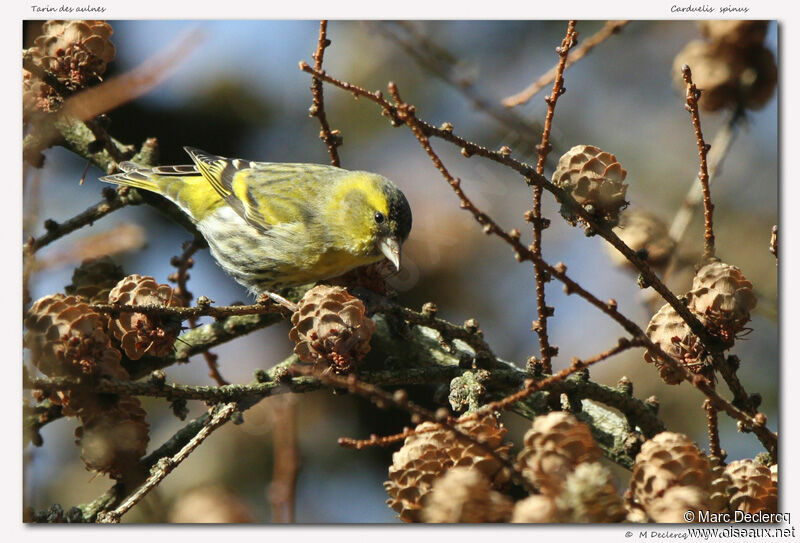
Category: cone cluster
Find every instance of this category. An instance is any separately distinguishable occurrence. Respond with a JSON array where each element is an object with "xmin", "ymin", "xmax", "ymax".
[
  {"xmin": 644, "ymin": 259, "xmax": 755, "ymax": 384},
  {"xmin": 383, "ymin": 412, "xmax": 776, "ymax": 523},
  {"xmin": 553, "ymin": 144, "xmax": 628, "ymax": 226},
  {"xmin": 672, "ymin": 21, "xmax": 776, "ymax": 112},
  {"xmin": 385, "ymin": 411, "xmax": 633, "ymax": 524},
  {"xmin": 289, "ymin": 285, "xmax": 376, "ymax": 374},
  {"xmin": 24, "ymin": 293, "xmax": 149, "ymax": 478},
  {"xmin": 512, "ymin": 412, "xmax": 626, "ymax": 523}
]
